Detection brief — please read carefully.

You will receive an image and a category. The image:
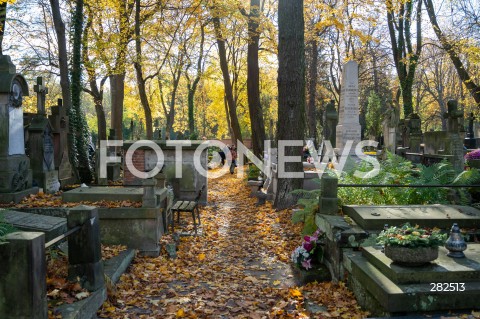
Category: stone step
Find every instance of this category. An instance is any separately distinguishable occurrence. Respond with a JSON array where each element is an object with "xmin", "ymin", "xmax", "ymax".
[
  {"xmin": 1, "ymin": 209, "xmax": 66, "ymax": 242},
  {"xmin": 344, "ymin": 250, "xmax": 480, "ymax": 314},
  {"xmin": 343, "ymin": 204, "xmax": 480, "ymax": 230},
  {"xmin": 362, "ymin": 245, "xmax": 480, "ymax": 284}
]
